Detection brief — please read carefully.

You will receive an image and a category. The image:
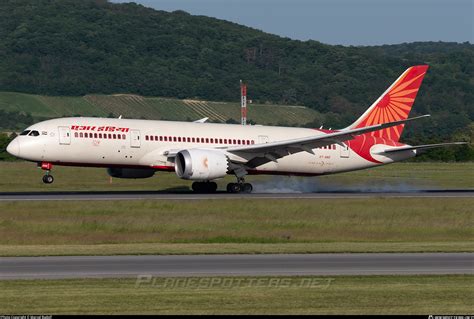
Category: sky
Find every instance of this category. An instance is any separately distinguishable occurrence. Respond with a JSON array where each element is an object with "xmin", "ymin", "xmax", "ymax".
[{"xmin": 112, "ymin": 0, "xmax": 473, "ymax": 45}]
